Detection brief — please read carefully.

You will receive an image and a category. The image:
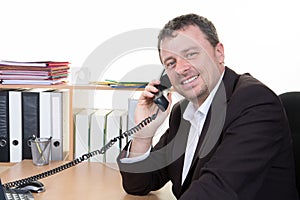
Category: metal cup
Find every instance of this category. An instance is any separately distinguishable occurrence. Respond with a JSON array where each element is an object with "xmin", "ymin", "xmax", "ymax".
[{"xmin": 30, "ymin": 137, "xmax": 52, "ymax": 166}]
